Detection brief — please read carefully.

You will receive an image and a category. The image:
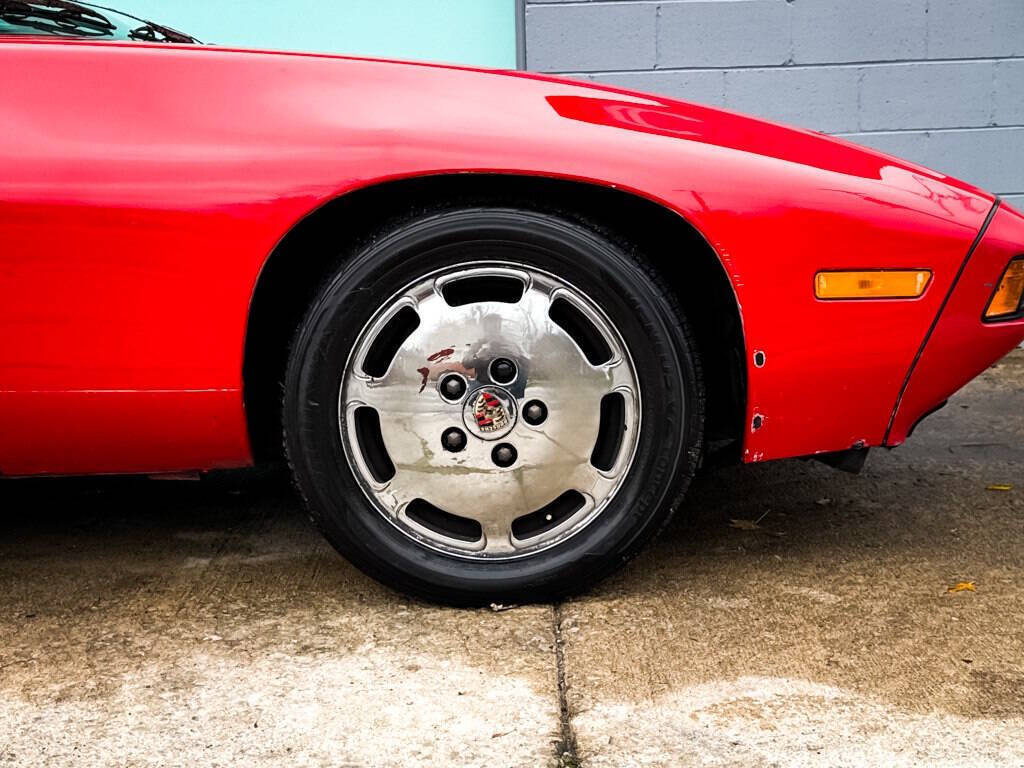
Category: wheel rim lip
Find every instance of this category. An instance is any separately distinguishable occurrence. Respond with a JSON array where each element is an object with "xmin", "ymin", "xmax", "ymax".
[{"xmin": 338, "ymin": 259, "xmax": 643, "ymax": 562}]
